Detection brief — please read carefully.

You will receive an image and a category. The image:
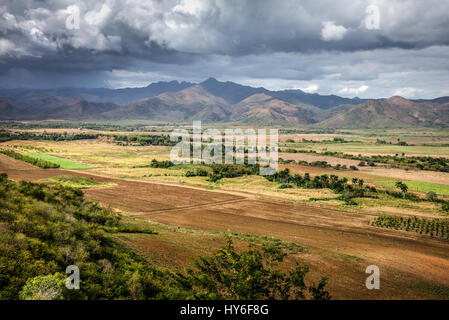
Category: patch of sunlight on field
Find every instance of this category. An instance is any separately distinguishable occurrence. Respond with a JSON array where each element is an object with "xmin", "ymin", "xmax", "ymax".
[
  {"xmin": 359, "ymin": 195, "xmax": 442, "ymax": 218},
  {"xmin": 93, "ymin": 165, "xmax": 214, "ymax": 188},
  {"xmin": 24, "ymin": 153, "xmax": 93, "ymax": 169},
  {"xmin": 219, "ymin": 175, "xmax": 338, "ymax": 202},
  {"xmin": 44, "ymin": 175, "xmax": 117, "ymax": 189},
  {"xmin": 376, "ymin": 180, "xmax": 449, "ymax": 196},
  {"xmin": 14, "ymin": 140, "xmax": 172, "ymax": 169},
  {"xmin": 97, "ymin": 164, "xmax": 204, "ymax": 179}
]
